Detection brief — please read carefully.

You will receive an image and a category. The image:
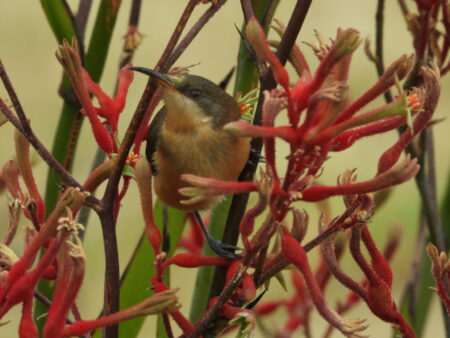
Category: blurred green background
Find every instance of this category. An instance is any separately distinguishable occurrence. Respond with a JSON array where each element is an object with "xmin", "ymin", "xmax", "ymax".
[{"xmin": 1, "ymin": 1, "xmax": 449, "ymax": 337}]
